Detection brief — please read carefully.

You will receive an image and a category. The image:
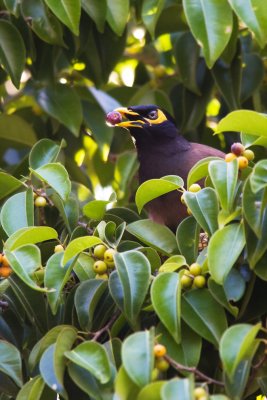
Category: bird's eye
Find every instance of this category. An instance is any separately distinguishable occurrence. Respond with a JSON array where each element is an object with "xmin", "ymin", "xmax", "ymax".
[{"xmin": 147, "ymin": 110, "xmax": 158, "ymax": 120}]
